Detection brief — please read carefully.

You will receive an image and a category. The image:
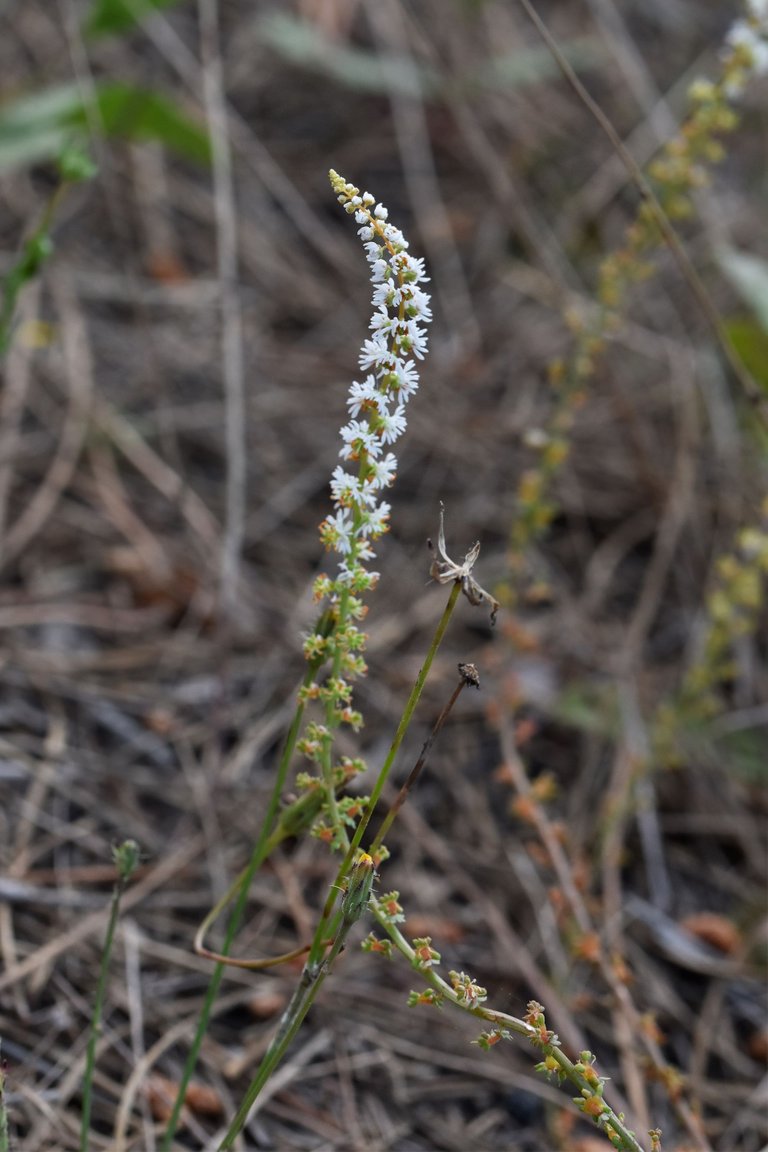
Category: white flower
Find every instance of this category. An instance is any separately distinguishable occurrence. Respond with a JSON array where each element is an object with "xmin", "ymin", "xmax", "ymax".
[
  {"xmin": 326, "ymin": 169, "xmax": 432, "ymax": 571},
  {"xmin": 354, "ymin": 540, "xmax": 377, "ymax": 561},
  {"xmin": 405, "ymin": 286, "xmax": 432, "ymax": 320},
  {"xmin": 401, "ymin": 317, "xmax": 429, "ymax": 359},
  {"xmin": 370, "ymin": 258, "xmax": 390, "ymax": 284},
  {"xmin": 747, "ymin": 0, "xmax": 768, "ymax": 26},
  {"xmin": 359, "ymin": 335, "xmax": 393, "ymax": 372},
  {"xmin": 330, "ymin": 466, "xmax": 378, "ymax": 508},
  {"xmin": 339, "ymin": 420, "xmax": 383, "ymax": 460},
  {"xmin": 369, "ymin": 309, "xmax": 398, "ymax": 336},
  {"xmin": 364, "ymin": 243, "xmax": 386, "ymax": 266},
  {"xmin": 337, "ymin": 558, "xmax": 379, "ymax": 585},
  {"xmin": 321, "ymin": 508, "xmax": 354, "ymax": 554},
  {"xmin": 398, "ymin": 253, "xmax": 429, "ymax": 283},
  {"xmin": 387, "ymin": 357, "xmax": 420, "ymax": 401},
  {"xmin": 378, "ymin": 406, "xmax": 407, "ymax": 444},
  {"xmin": 347, "ymin": 376, "xmax": 380, "ymax": 417},
  {"xmin": 382, "ymin": 224, "xmax": 408, "ymax": 250},
  {"xmin": 360, "ymin": 503, "xmax": 391, "ymax": 536},
  {"xmin": 372, "ymin": 283, "xmax": 395, "ymax": 310},
  {"xmin": 368, "ymin": 452, "xmax": 398, "ymax": 487}
]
